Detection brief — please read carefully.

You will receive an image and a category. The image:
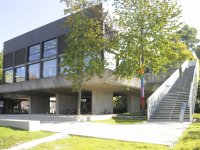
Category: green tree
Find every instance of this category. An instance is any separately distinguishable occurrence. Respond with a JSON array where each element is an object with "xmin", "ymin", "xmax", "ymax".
[
  {"xmin": 0, "ymin": 52, "xmax": 2, "ymax": 84},
  {"xmin": 177, "ymin": 24, "xmax": 200, "ymax": 50},
  {"xmin": 113, "ymin": 0, "xmax": 189, "ymax": 112},
  {"xmin": 61, "ymin": 0, "xmax": 110, "ymax": 115},
  {"xmin": 194, "ymin": 45, "xmax": 200, "ymax": 59}
]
